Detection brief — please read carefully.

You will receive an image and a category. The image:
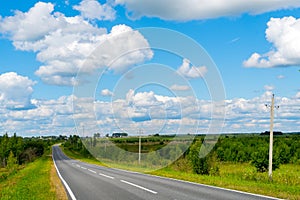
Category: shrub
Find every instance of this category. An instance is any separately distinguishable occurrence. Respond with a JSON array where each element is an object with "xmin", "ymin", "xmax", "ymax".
[
  {"xmin": 6, "ymin": 151, "xmax": 18, "ymax": 174},
  {"xmin": 188, "ymin": 141, "xmax": 219, "ymax": 175},
  {"xmin": 251, "ymin": 146, "xmax": 280, "ymax": 172}
]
